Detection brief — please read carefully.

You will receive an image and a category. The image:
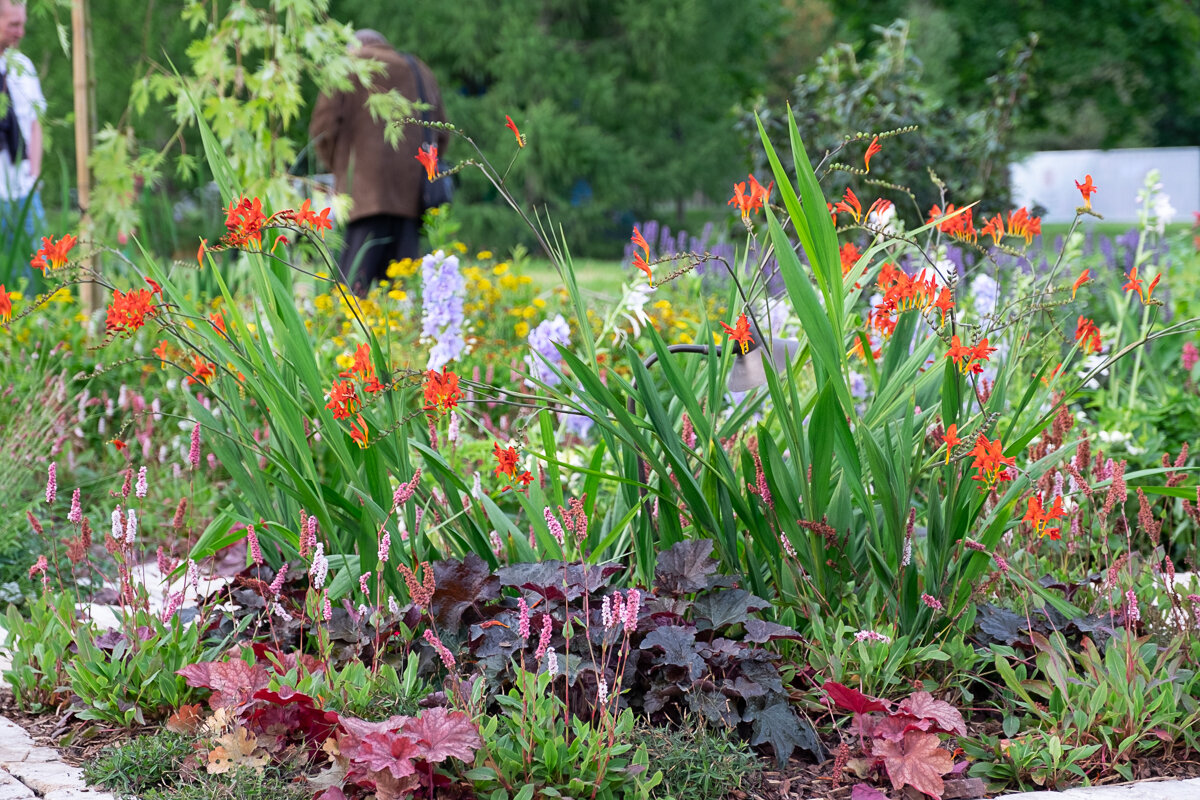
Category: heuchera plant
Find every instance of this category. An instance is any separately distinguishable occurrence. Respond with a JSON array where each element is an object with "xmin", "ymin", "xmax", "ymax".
[
  {"xmin": 422, "ymin": 540, "xmax": 824, "ymax": 765},
  {"xmin": 823, "ymin": 681, "xmax": 967, "ymax": 800},
  {"xmin": 177, "ymin": 643, "xmax": 481, "ymax": 798}
]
